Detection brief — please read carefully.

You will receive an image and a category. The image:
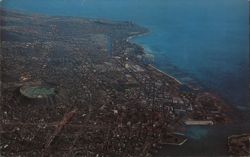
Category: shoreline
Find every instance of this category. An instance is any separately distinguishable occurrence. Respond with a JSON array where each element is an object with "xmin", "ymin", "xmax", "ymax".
[
  {"xmin": 127, "ymin": 31, "xmax": 250, "ymax": 116},
  {"xmin": 126, "ymin": 31, "xmax": 150, "ymax": 42},
  {"xmin": 125, "ymin": 27, "xmax": 248, "ymax": 140},
  {"xmin": 1, "ymin": 8, "xmax": 248, "ymax": 157},
  {"xmin": 148, "ymin": 64, "xmax": 183, "ymax": 85},
  {"xmin": 126, "ymin": 32, "xmax": 183, "ymax": 86}
]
